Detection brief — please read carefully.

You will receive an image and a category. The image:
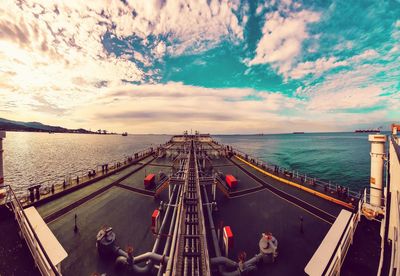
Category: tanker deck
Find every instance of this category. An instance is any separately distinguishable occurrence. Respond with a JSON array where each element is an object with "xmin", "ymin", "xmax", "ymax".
[{"xmin": 0, "ymin": 134, "xmax": 380, "ymax": 276}]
